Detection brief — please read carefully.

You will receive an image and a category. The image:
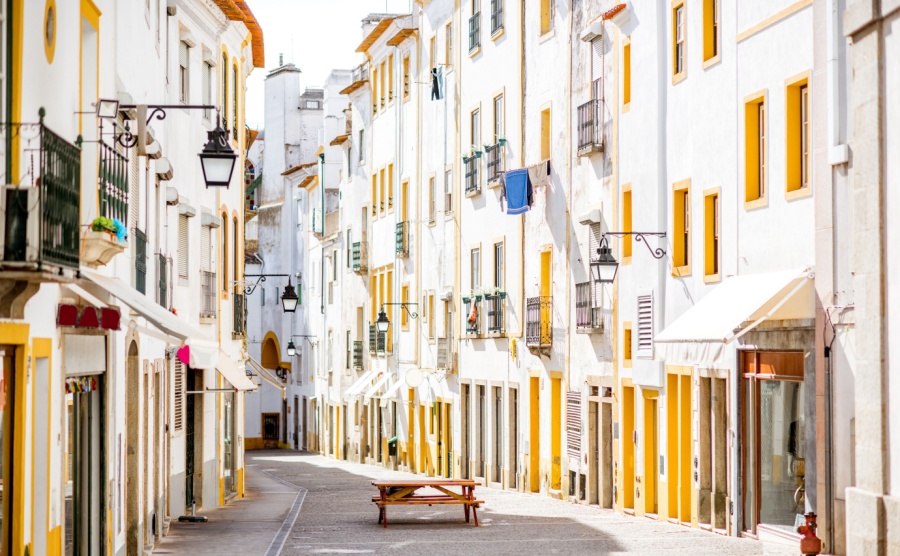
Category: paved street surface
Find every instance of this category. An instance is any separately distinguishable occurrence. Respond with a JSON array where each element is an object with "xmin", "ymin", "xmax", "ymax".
[{"xmin": 243, "ymin": 450, "xmax": 798, "ymax": 556}]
